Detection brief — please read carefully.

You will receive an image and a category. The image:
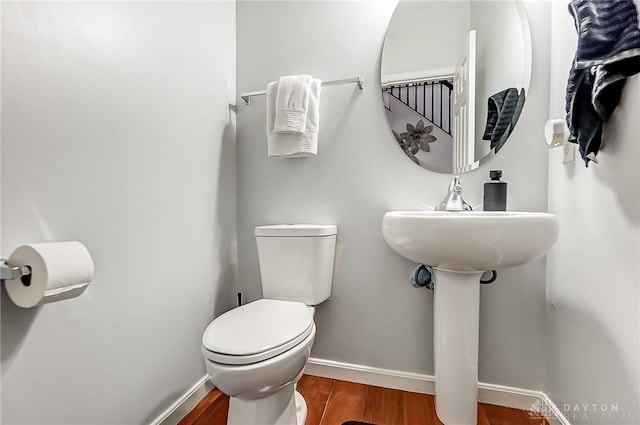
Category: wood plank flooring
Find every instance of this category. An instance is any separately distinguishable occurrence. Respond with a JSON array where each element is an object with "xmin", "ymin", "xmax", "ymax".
[{"xmin": 178, "ymin": 375, "xmax": 549, "ymax": 425}]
